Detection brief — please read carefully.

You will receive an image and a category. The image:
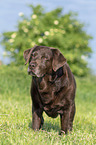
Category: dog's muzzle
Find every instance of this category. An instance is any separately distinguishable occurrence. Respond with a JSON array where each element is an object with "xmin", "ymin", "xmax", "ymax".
[{"xmin": 27, "ymin": 67, "xmax": 36, "ymax": 76}]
